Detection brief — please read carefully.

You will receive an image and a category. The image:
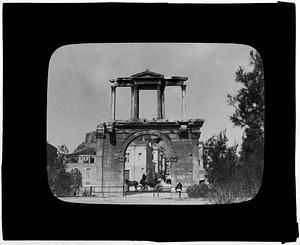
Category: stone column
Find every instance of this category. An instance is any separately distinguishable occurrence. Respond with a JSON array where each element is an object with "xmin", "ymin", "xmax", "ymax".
[
  {"xmin": 131, "ymin": 85, "xmax": 139, "ymax": 120},
  {"xmin": 157, "ymin": 84, "xmax": 162, "ymax": 119},
  {"xmin": 181, "ymin": 84, "xmax": 186, "ymax": 120},
  {"xmin": 96, "ymin": 124, "xmax": 105, "ymax": 196},
  {"xmin": 136, "ymin": 86, "xmax": 139, "ymax": 119},
  {"xmin": 161, "ymin": 86, "xmax": 165, "ymax": 119},
  {"xmin": 110, "ymin": 86, "xmax": 116, "ymax": 120},
  {"xmin": 130, "ymin": 86, "xmax": 134, "ymax": 120}
]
